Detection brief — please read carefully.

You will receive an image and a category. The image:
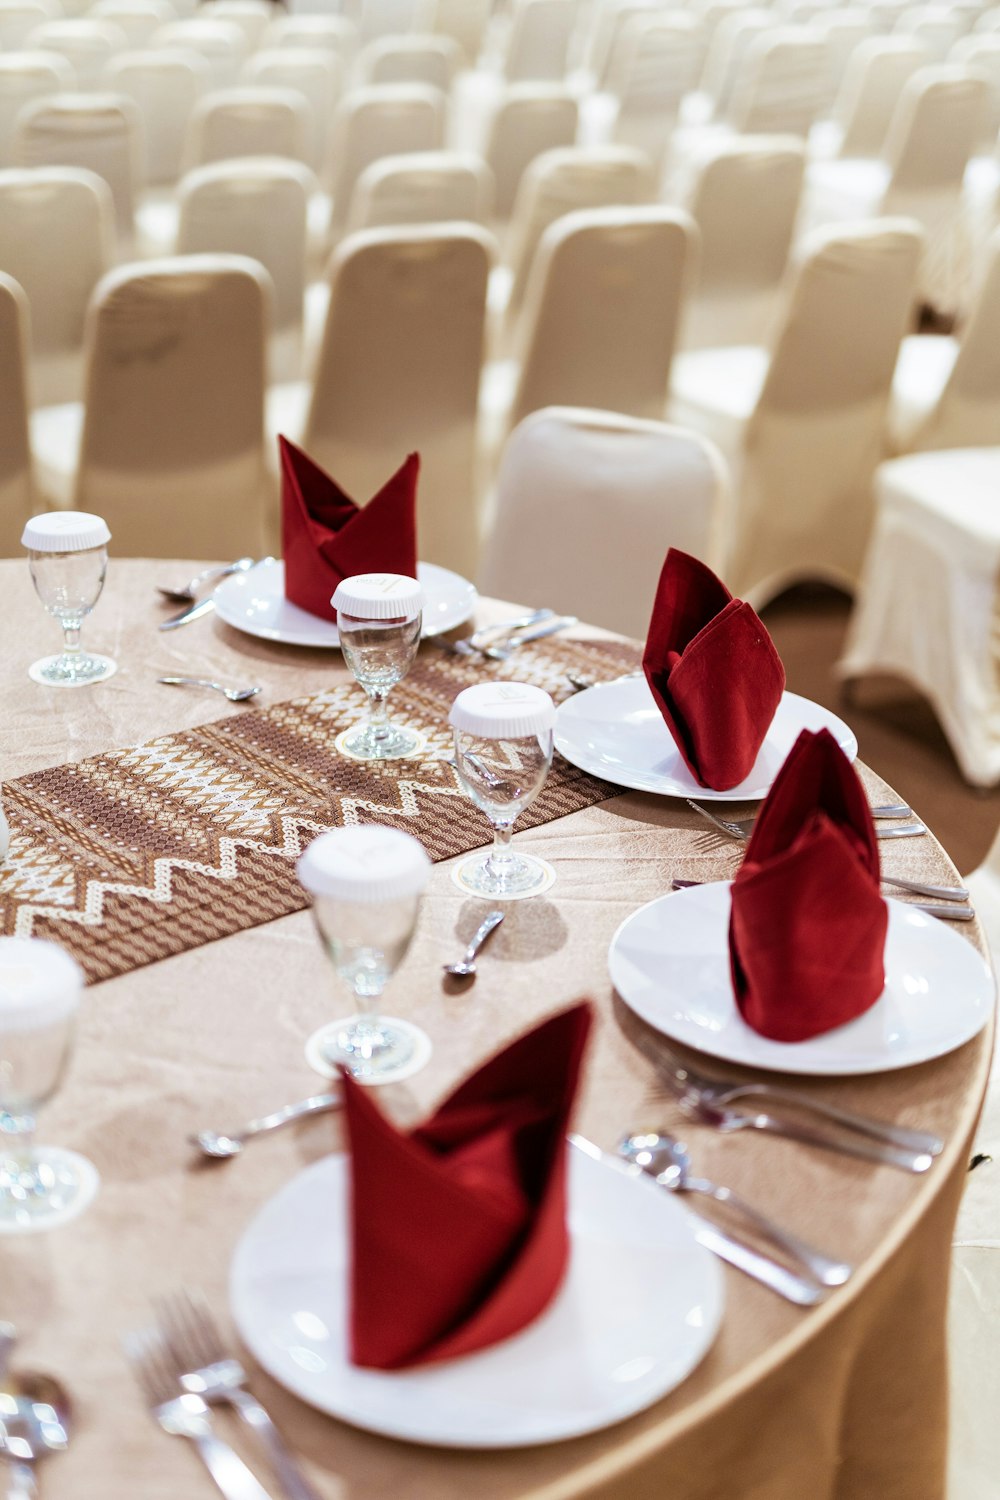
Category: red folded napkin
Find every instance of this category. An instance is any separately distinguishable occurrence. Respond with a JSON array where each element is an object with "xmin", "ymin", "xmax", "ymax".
[
  {"xmin": 729, "ymin": 728, "xmax": 887, "ymax": 1042},
  {"xmin": 342, "ymin": 1001, "xmax": 592, "ymax": 1370},
  {"xmin": 280, "ymin": 436, "xmax": 419, "ymax": 622},
  {"xmin": 642, "ymin": 549, "xmax": 785, "ymax": 791}
]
